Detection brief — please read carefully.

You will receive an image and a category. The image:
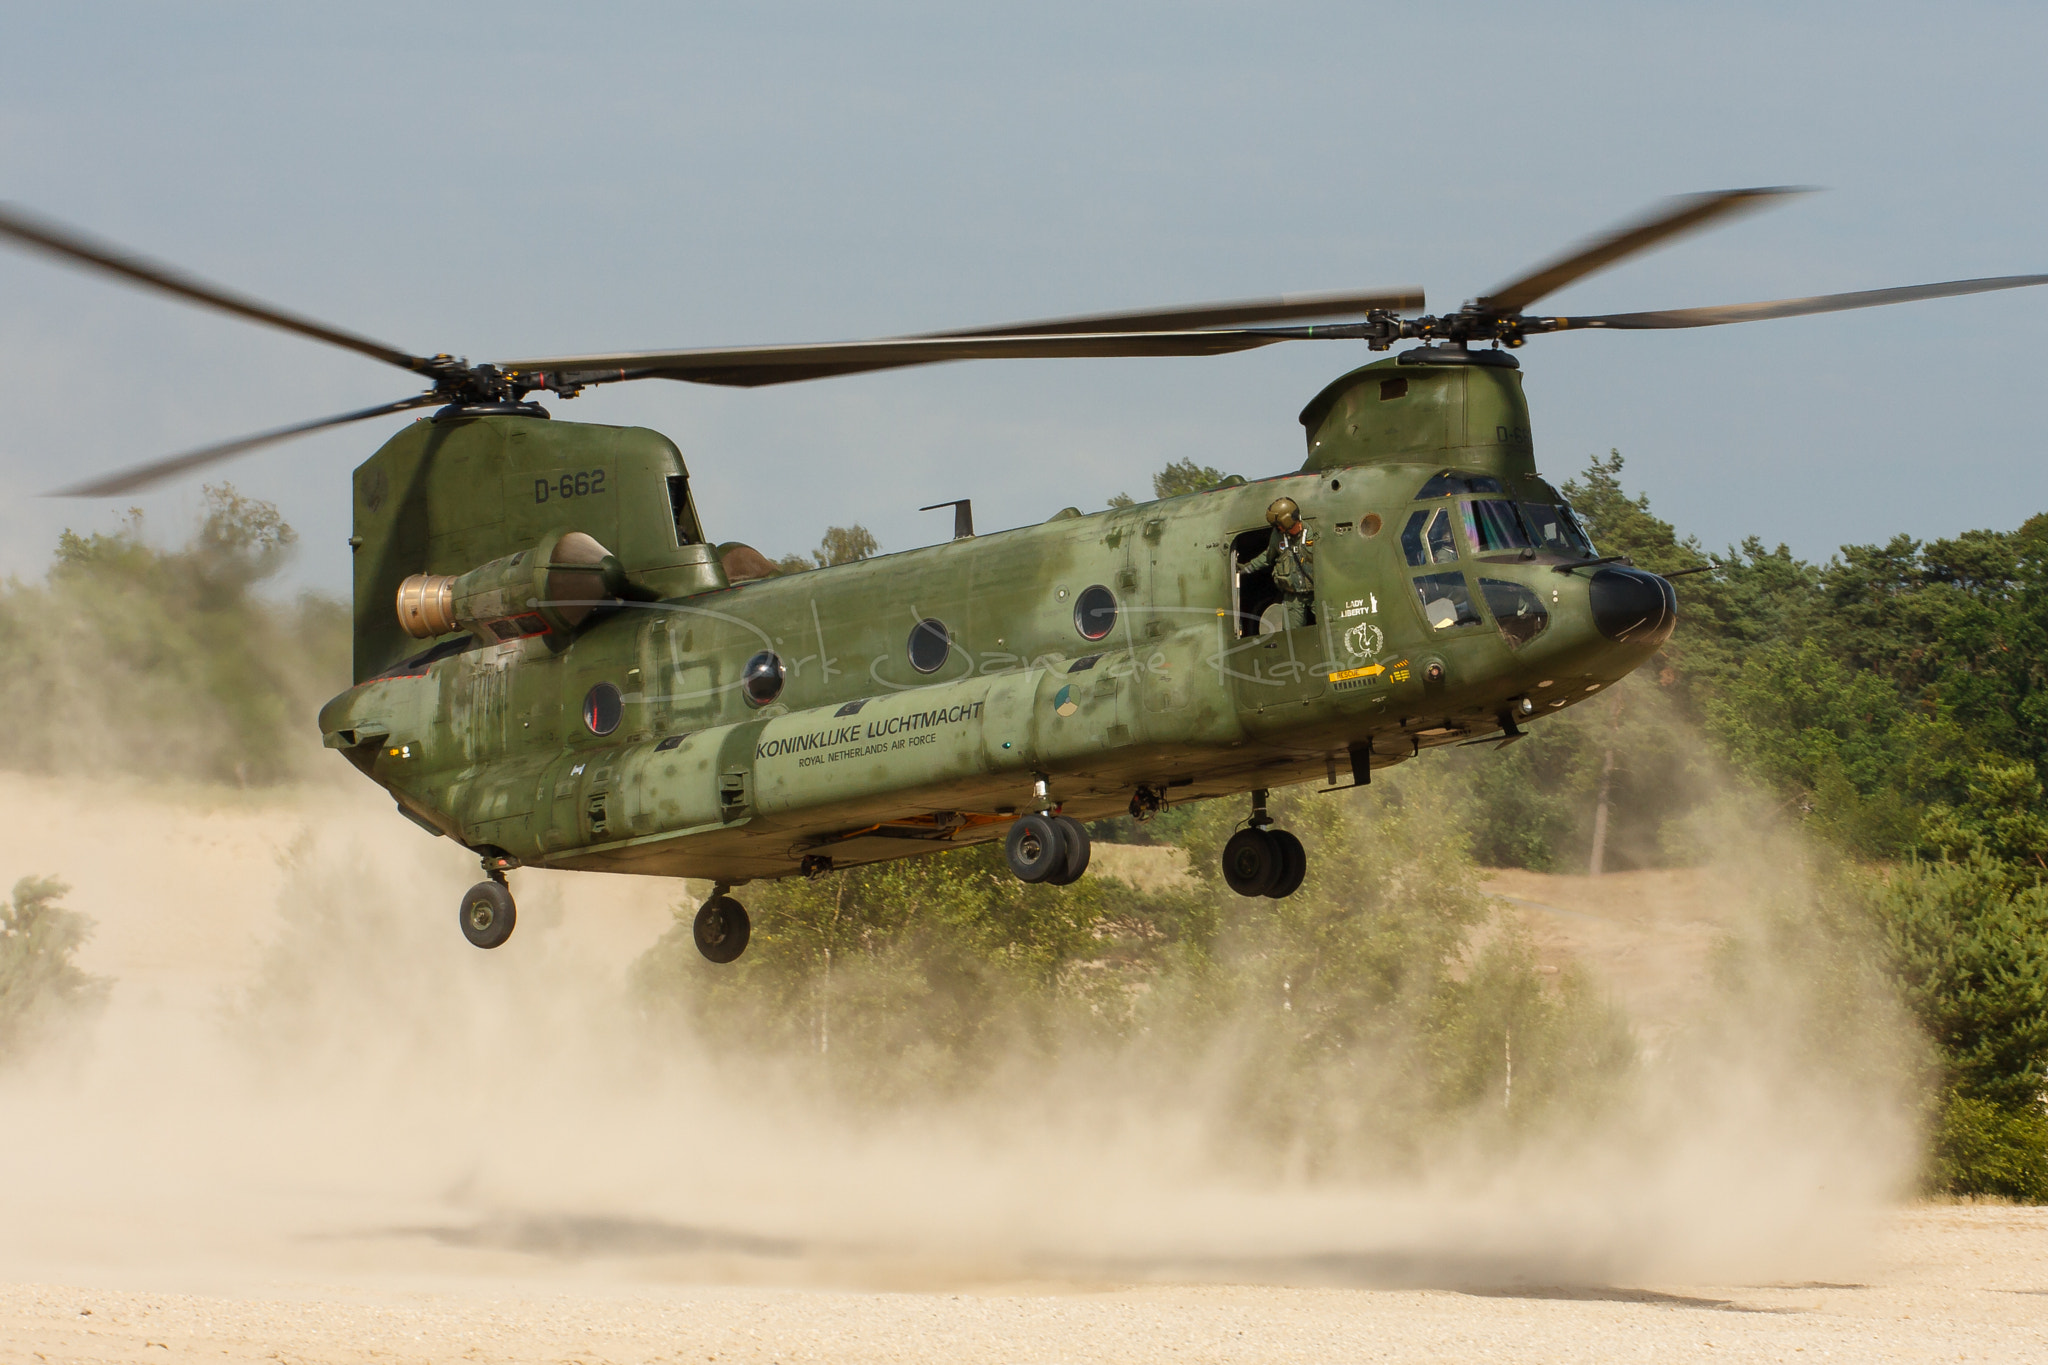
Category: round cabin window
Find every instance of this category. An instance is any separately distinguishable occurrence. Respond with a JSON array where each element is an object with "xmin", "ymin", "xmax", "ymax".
[
  {"xmin": 1073, "ymin": 585, "xmax": 1118, "ymax": 641},
  {"xmin": 741, "ymin": 651, "xmax": 784, "ymax": 706},
  {"xmin": 582, "ymin": 681, "xmax": 623, "ymax": 736},
  {"xmin": 1361, "ymin": 512, "xmax": 1383, "ymax": 537},
  {"xmin": 907, "ymin": 618, "xmax": 951, "ymax": 674}
]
